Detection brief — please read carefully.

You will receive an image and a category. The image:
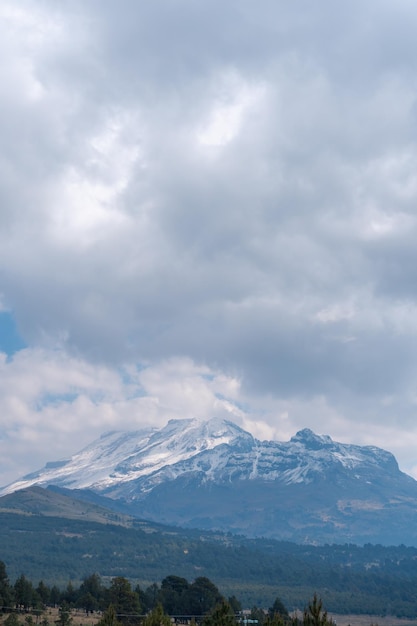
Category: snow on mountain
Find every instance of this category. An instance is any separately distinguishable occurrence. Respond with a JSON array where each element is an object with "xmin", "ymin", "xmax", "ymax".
[
  {"xmin": 0, "ymin": 417, "xmax": 252, "ymax": 494},
  {"xmin": 3, "ymin": 427, "xmax": 156, "ymax": 493},
  {"xmin": 0, "ymin": 418, "xmax": 402, "ymax": 498},
  {"xmin": 4, "ymin": 417, "xmax": 417, "ymax": 544}
]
